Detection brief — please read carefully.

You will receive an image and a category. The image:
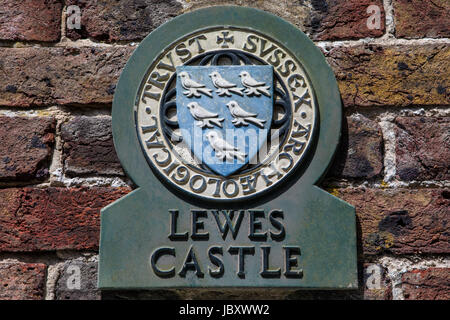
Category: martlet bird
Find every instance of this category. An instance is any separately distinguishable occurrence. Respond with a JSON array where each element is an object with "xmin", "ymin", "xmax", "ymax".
[
  {"xmin": 205, "ymin": 130, "xmax": 246, "ymax": 162},
  {"xmin": 209, "ymin": 71, "xmax": 244, "ymax": 96},
  {"xmin": 187, "ymin": 102, "xmax": 224, "ymax": 128},
  {"xmin": 178, "ymin": 71, "xmax": 213, "ymax": 98},
  {"xmin": 226, "ymin": 100, "xmax": 266, "ymax": 128},
  {"xmin": 239, "ymin": 71, "xmax": 271, "ymax": 97}
]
